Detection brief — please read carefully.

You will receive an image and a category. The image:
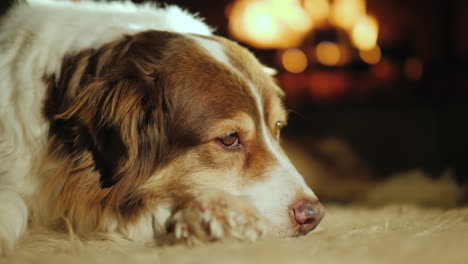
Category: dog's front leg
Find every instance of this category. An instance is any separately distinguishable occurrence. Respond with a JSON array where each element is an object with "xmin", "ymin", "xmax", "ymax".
[
  {"xmin": 167, "ymin": 189, "xmax": 266, "ymax": 245},
  {"xmin": 0, "ymin": 188, "xmax": 28, "ymax": 256}
]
